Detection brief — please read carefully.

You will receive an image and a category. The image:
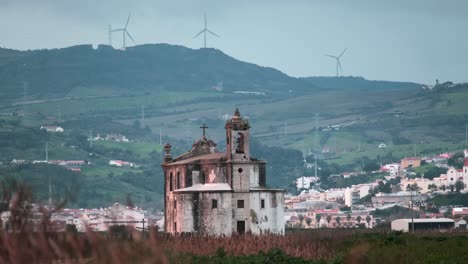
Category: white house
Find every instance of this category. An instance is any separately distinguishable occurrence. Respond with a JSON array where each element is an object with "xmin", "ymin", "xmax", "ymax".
[{"xmin": 40, "ymin": 126, "xmax": 64, "ymax": 133}]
